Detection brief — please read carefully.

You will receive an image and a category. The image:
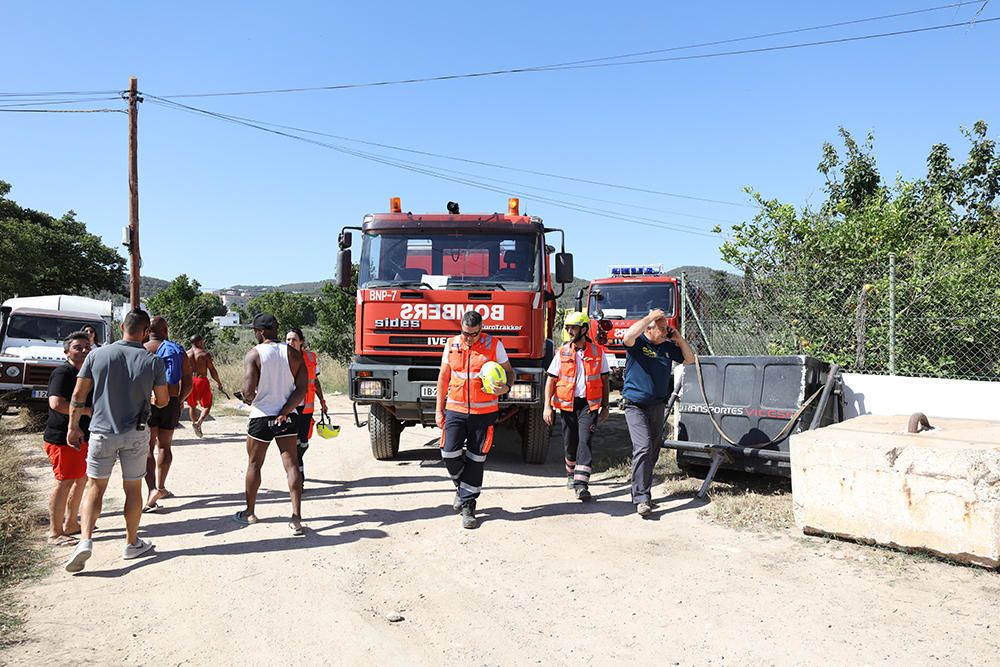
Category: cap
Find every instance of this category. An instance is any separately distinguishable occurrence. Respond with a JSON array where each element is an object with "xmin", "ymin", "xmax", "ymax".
[{"xmin": 252, "ymin": 312, "xmax": 278, "ymax": 330}]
